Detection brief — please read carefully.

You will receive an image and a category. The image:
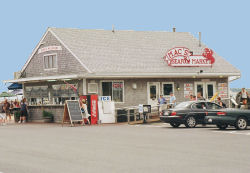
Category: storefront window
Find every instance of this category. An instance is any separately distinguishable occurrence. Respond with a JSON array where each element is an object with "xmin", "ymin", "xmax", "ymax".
[
  {"xmin": 52, "ymin": 83, "xmax": 78, "ymax": 105},
  {"xmin": 25, "ymin": 86, "xmax": 49, "ymax": 105},
  {"xmin": 102, "ymin": 81, "xmax": 124, "ymax": 102},
  {"xmin": 113, "ymin": 82, "xmax": 123, "ymax": 102},
  {"xmin": 162, "ymin": 83, "xmax": 174, "ymax": 96}
]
